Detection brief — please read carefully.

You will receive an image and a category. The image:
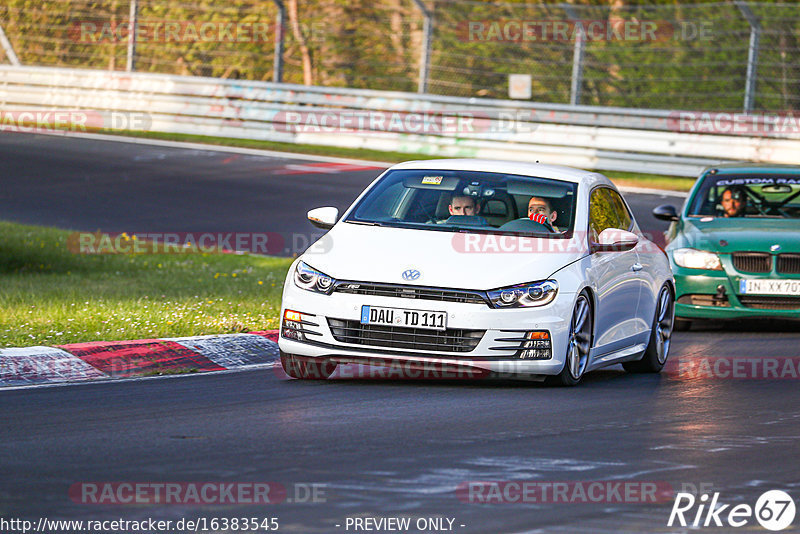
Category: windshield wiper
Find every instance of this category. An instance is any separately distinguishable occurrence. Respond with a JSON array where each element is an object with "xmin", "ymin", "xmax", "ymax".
[{"xmin": 346, "ymin": 220, "xmax": 384, "ymax": 227}]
